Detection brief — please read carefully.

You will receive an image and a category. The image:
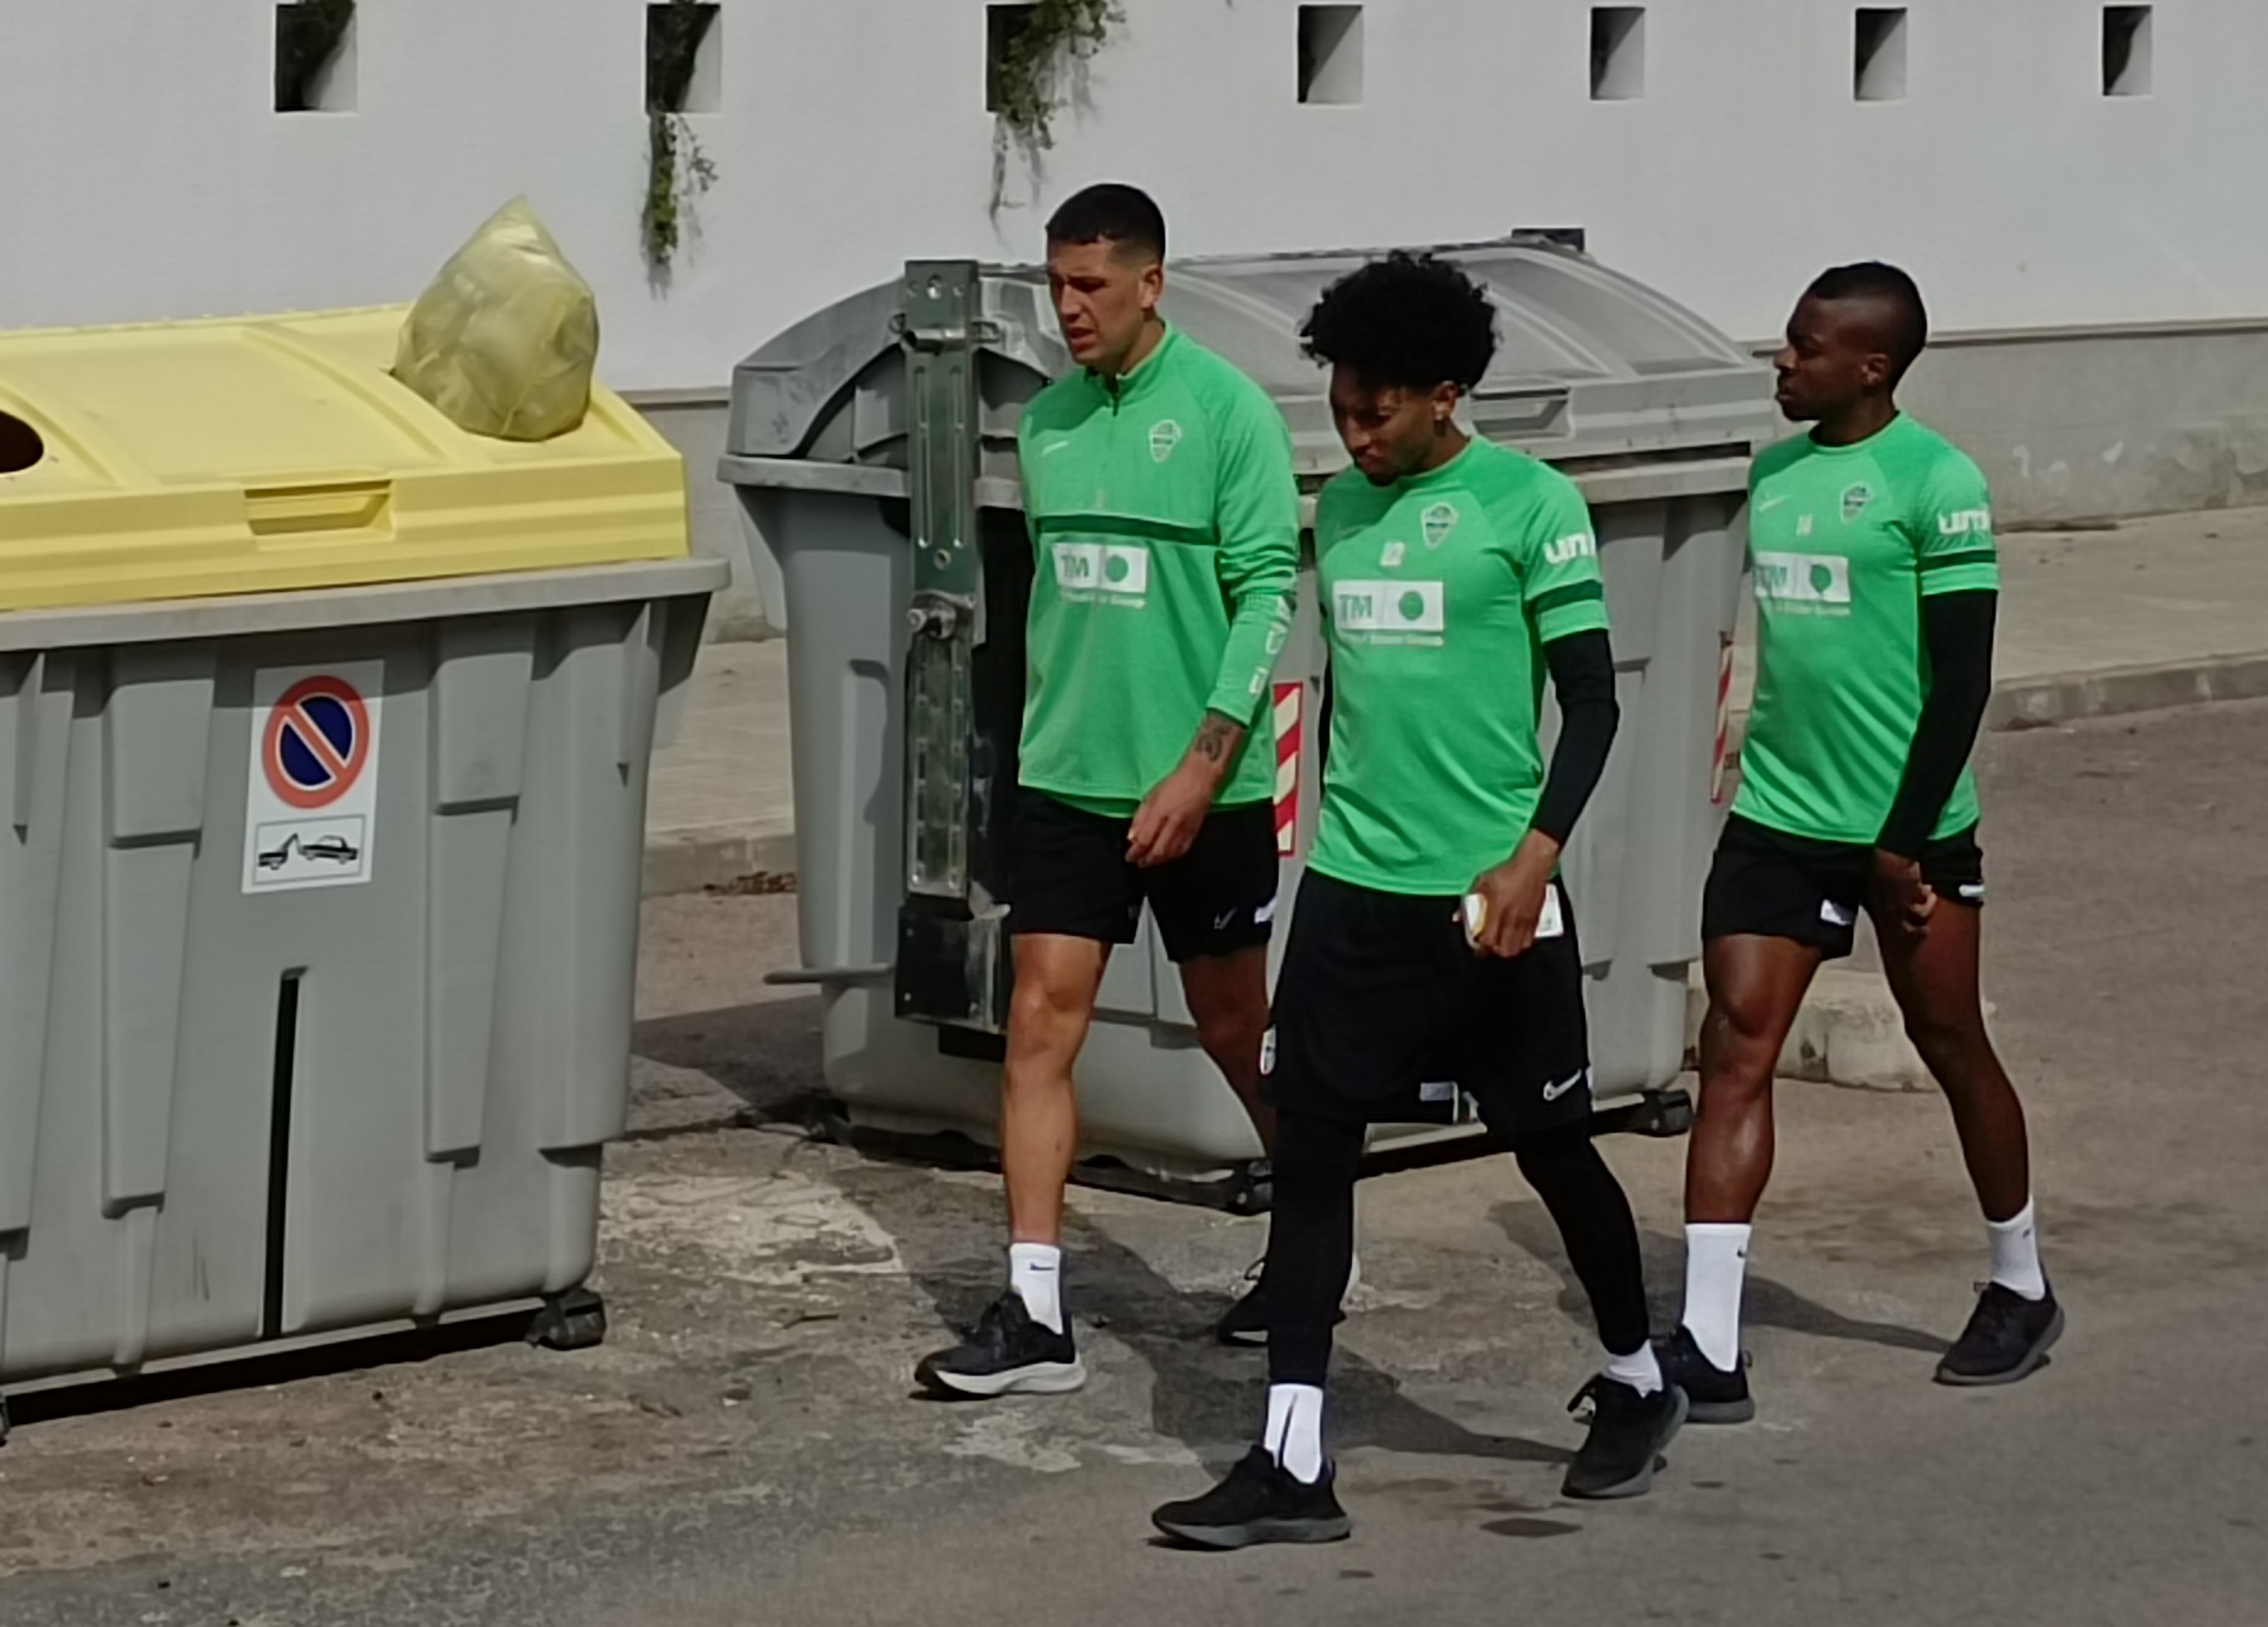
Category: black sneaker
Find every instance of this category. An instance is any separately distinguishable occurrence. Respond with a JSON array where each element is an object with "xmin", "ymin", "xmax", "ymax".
[
  {"xmin": 1212, "ymin": 1257, "xmax": 1352, "ymax": 1350},
  {"xmin": 1214, "ymin": 1273, "xmax": 1271, "ymax": 1347},
  {"xmin": 1936, "ymin": 1282, "xmax": 2064, "ymax": 1387},
  {"xmin": 913, "ymin": 1293, "xmax": 1086, "ymax": 1399},
  {"xmin": 1561, "ymin": 1376, "xmax": 1688, "ymax": 1500},
  {"xmin": 1151, "ymin": 1448, "xmax": 1352, "ymax": 1549},
  {"xmin": 1654, "ymin": 1326, "xmax": 1756, "ymax": 1424}
]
